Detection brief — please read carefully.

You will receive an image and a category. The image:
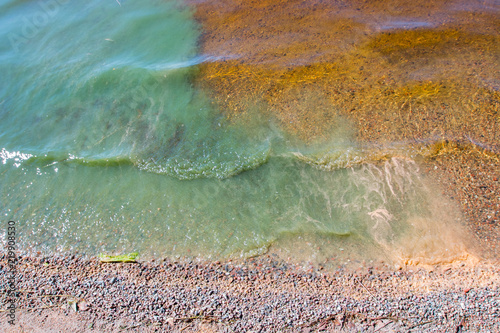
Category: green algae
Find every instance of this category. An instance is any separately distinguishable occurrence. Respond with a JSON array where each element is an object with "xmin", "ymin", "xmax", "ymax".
[{"xmin": 99, "ymin": 252, "xmax": 139, "ymax": 263}]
